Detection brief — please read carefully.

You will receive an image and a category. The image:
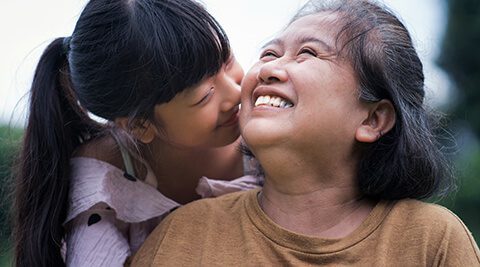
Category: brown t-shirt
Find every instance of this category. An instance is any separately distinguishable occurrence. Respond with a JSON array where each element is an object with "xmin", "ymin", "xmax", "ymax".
[{"xmin": 132, "ymin": 189, "xmax": 480, "ymax": 266}]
